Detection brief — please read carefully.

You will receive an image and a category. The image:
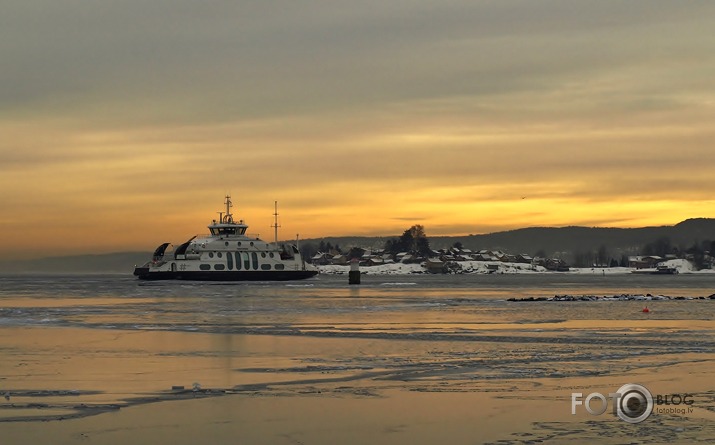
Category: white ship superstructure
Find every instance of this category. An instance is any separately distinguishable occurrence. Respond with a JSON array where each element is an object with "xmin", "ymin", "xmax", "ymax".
[{"xmin": 133, "ymin": 196, "xmax": 317, "ymax": 281}]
